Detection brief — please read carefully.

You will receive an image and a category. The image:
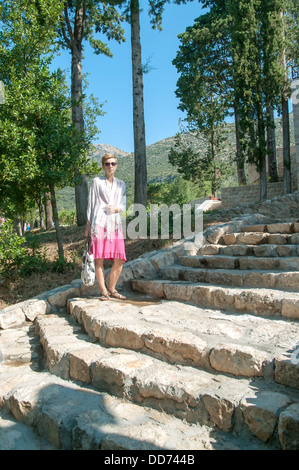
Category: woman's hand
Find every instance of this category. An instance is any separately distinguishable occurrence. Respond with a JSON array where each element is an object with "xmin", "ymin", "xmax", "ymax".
[{"xmin": 106, "ymin": 205, "xmax": 118, "ymax": 214}]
